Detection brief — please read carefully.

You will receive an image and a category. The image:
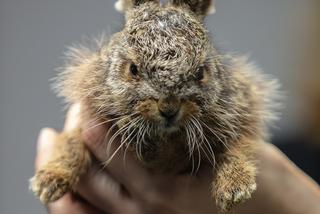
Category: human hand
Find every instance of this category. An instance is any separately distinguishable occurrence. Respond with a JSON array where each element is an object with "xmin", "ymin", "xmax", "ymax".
[{"xmin": 34, "ymin": 104, "xmax": 320, "ymax": 214}]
